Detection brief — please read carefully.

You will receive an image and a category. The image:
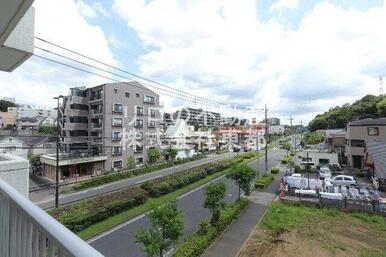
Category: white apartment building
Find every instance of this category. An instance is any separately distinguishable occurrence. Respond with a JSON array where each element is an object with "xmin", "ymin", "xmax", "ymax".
[{"xmin": 8, "ymin": 106, "xmax": 57, "ymax": 119}]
